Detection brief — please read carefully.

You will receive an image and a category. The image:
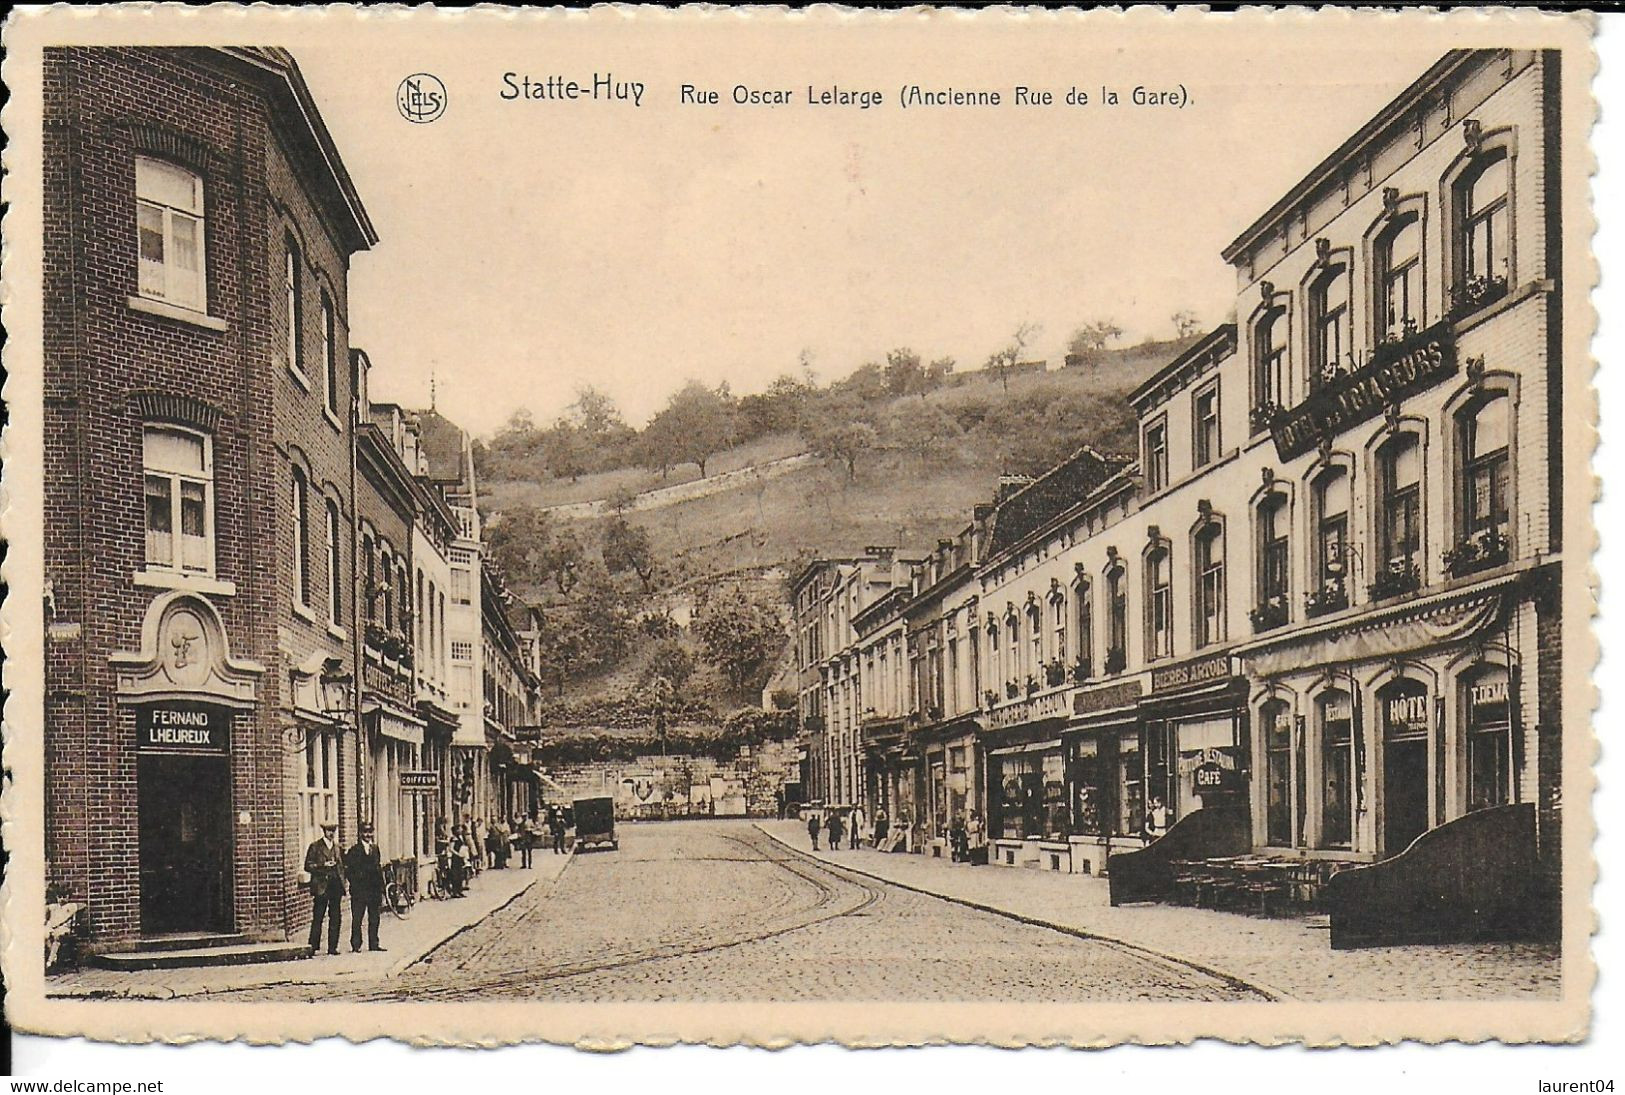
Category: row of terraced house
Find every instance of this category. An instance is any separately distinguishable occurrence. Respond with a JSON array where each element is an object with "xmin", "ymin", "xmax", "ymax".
[
  {"xmin": 794, "ymin": 48, "xmax": 1564, "ymax": 933},
  {"xmin": 43, "ymin": 46, "xmax": 546, "ymax": 957}
]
